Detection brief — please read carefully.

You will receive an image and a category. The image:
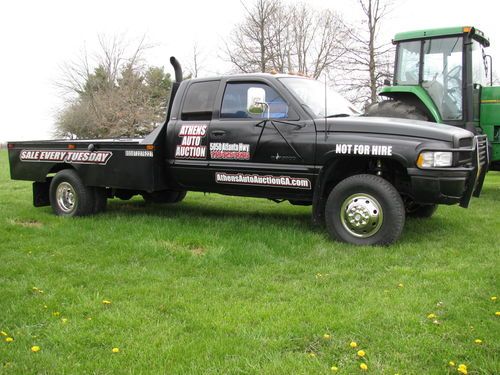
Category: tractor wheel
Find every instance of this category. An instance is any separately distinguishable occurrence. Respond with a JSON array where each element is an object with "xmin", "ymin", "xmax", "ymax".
[
  {"xmin": 365, "ymin": 100, "xmax": 430, "ymax": 121},
  {"xmin": 405, "ymin": 203, "xmax": 438, "ymax": 218},
  {"xmin": 325, "ymin": 174, "xmax": 405, "ymax": 246},
  {"xmin": 49, "ymin": 170, "xmax": 95, "ymax": 217},
  {"xmin": 142, "ymin": 190, "xmax": 187, "ymax": 204}
]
